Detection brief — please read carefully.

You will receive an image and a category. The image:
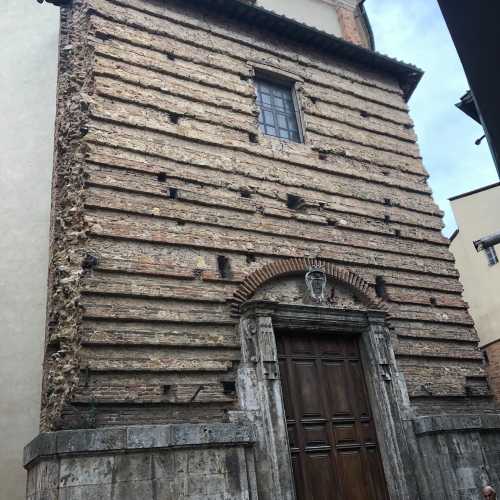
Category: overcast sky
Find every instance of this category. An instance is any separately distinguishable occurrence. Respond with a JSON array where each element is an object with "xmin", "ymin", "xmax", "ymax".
[{"xmin": 364, "ymin": 0, "xmax": 498, "ymax": 236}]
